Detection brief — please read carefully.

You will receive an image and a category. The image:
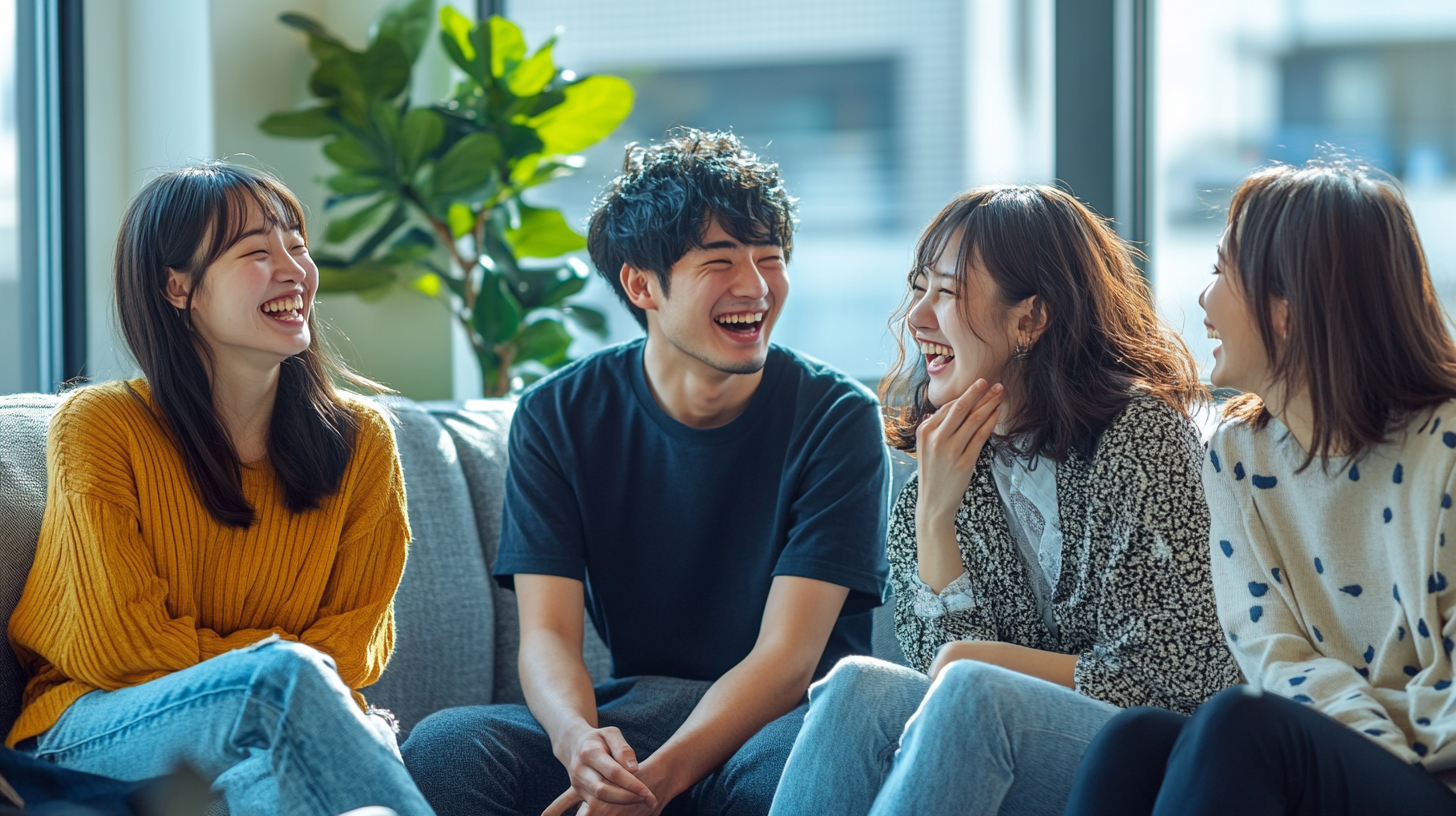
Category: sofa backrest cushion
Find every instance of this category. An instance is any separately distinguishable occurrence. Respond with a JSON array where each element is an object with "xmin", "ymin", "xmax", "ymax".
[
  {"xmin": 363, "ymin": 399, "xmax": 496, "ymax": 736},
  {"xmin": 426, "ymin": 401, "xmax": 613, "ymax": 704},
  {"xmin": 0, "ymin": 395, "xmax": 59, "ymax": 734}
]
